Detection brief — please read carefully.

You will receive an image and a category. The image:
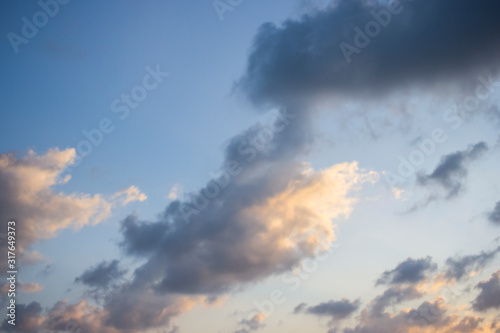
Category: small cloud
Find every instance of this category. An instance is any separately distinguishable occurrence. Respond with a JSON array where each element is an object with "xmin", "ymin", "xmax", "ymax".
[
  {"xmin": 443, "ymin": 246, "xmax": 500, "ymax": 283},
  {"xmin": 20, "ymin": 282, "xmax": 44, "ymax": 293},
  {"xmin": 392, "ymin": 187, "xmax": 409, "ymax": 201},
  {"xmin": 75, "ymin": 260, "xmax": 127, "ymax": 289},
  {"xmin": 472, "ymin": 271, "xmax": 500, "ymax": 312},
  {"xmin": 295, "ymin": 299, "xmax": 360, "ymax": 320},
  {"xmin": 112, "ymin": 185, "xmax": 147, "ymax": 205},
  {"xmin": 488, "ymin": 201, "xmax": 500, "ymax": 225},
  {"xmin": 417, "ymin": 142, "xmax": 488, "ymax": 199},
  {"xmin": 376, "ymin": 257, "xmax": 437, "ymax": 286},
  {"xmin": 168, "ymin": 184, "xmax": 183, "ymax": 200}
]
